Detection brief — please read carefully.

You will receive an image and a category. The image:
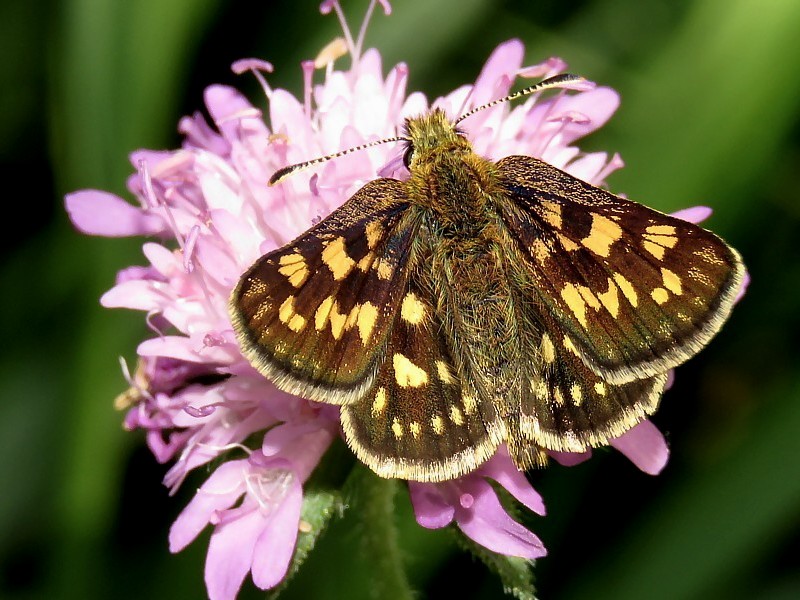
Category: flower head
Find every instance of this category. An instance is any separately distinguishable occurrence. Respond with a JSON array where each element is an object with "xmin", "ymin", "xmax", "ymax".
[{"xmin": 63, "ymin": 1, "xmax": 706, "ymax": 596}]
